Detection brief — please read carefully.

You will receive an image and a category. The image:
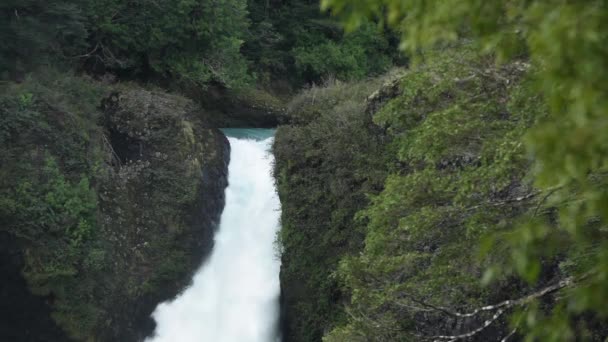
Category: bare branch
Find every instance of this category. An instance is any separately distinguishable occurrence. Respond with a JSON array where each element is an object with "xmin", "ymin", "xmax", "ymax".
[
  {"xmin": 428, "ymin": 276, "xmax": 574, "ymax": 320},
  {"xmin": 101, "ymin": 44, "xmax": 127, "ymax": 67},
  {"xmin": 102, "ymin": 133, "xmax": 122, "ymax": 167},
  {"xmin": 74, "ymin": 43, "xmax": 100, "ymax": 59},
  {"xmin": 430, "ymin": 308, "xmax": 506, "ymax": 341},
  {"xmin": 465, "ymin": 191, "xmax": 539, "ymax": 212},
  {"xmin": 414, "ymin": 276, "xmax": 579, "ymax": 341},
  {"xmin": 500, "ymin": 327, "xmax": 518, "ymax": 342}
]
